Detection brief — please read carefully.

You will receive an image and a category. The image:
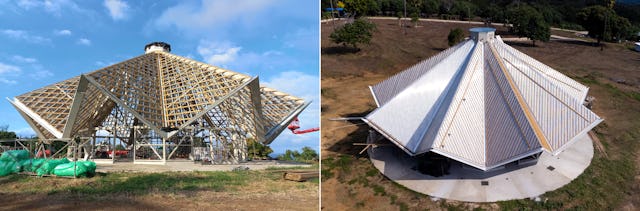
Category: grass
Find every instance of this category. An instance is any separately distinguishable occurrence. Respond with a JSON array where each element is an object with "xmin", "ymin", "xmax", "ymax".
[
  {"xmin": 321, "ymin": 88, "xmax": 337, "ymax": 100},
  {"xmin": 57, "ymin": 171, "xmax": 249, "ymax": 195},
  {"xmin": 496, "ymin": 78, "xmax": 640, "ymax": 210},
  {"xmin": 321, "ymin": 155, "xmax": 354, "ymax": 182},
  {"xmin": 323, "ymin": 74, "xmax": 640, "ymax": 210},
  {"xmin": 0, "ymin": 168, "xmax": 319, "ymax": 198}
]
